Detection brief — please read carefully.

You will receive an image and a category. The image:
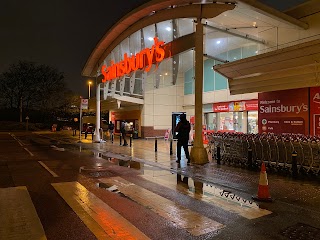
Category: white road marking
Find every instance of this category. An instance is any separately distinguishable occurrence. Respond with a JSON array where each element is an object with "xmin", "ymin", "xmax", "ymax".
[
  {"xmin": 24, "ymin": 148, "xmax": 34, "ymax": 156},
  {"xmin": 9, "ymin": 133, "xmax": 24, "ymax": 146},
  {"xmin": 52, "ymin": 182, "xmax": 150, "ymax": 240},
  {"xmin": 0, "ymin": 186, "xmax": 47, "ymax": 240},
  {"xmin": 100, "ymin": 177, "xmax": 224, "ymax": 236},
  {"xmin": 38, "ymin": 161, "xmax": 59, "ymax": 177}
]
